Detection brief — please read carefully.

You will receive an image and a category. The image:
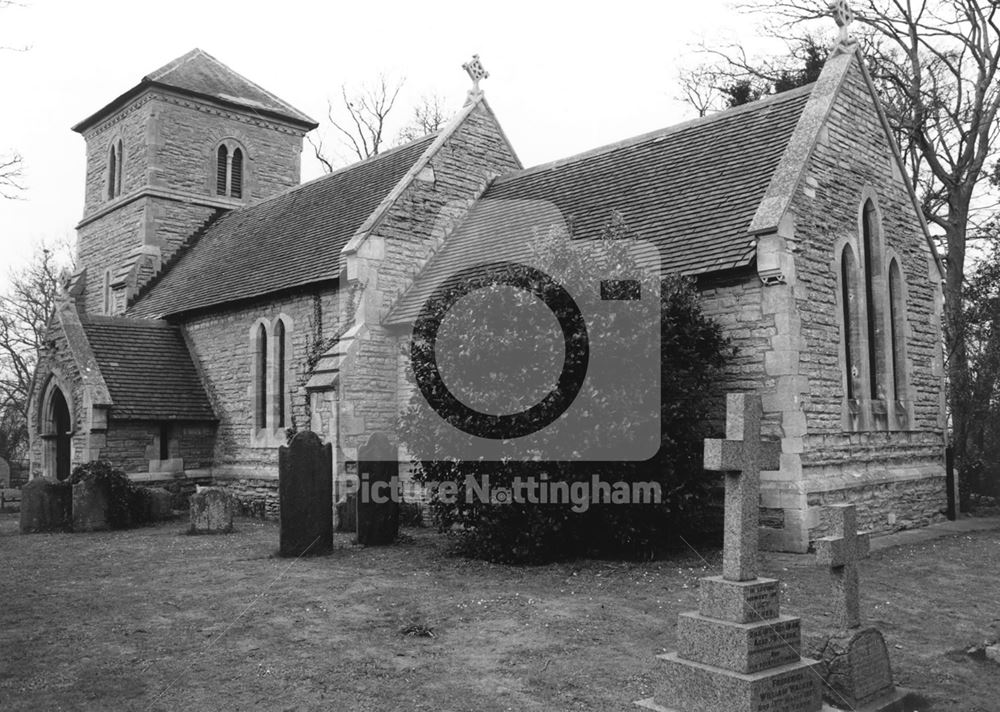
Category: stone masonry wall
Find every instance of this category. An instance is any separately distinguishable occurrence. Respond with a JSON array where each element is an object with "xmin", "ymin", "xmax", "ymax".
[
  {"xmin": 149, "ymin": 95, "xmax": 304, "ymax": 201},
  {"xmin": 80, "ymin": 98, "xmax": 154, "ymax": 218},
  {"xmin": 342, "ymin": 100, "xmax": 521, "ymax": 461},
  {"xmin": 787, "ymin": 57, "xmax": 946, "ymax": 543},
  {"xmin": 180, "ymin": 287, "xmax": 341, "ymax": 476},
  {"xmin": 101, "ymin": 421, "xmax": 216, "ymax": 475},
  {"xmin": 75, "ymin": 91, "xmax": 307, "ymax": 314},
  {"xmin": 77, "ymin": 201, "xmax": 147, "ymax": 313}
]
